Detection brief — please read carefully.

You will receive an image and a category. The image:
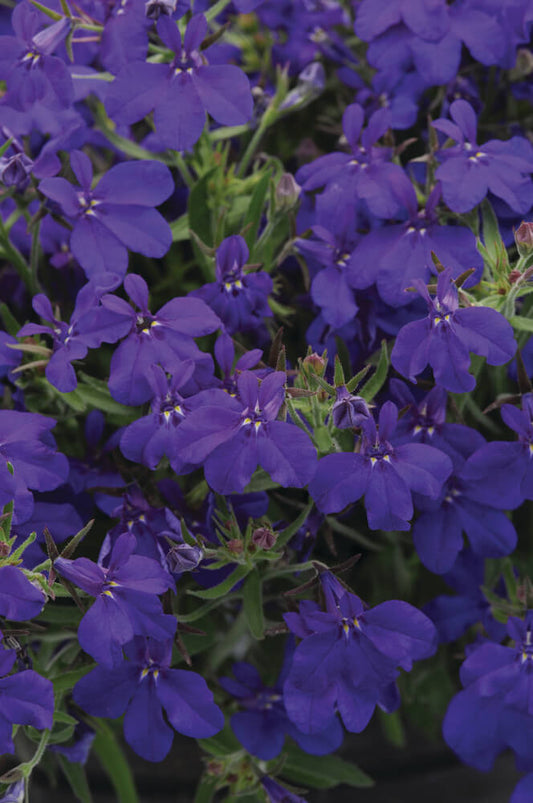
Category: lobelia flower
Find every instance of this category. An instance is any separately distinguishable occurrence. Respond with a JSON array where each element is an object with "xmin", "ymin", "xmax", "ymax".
[
  {"xmin": 512, "ymin": 773, "xmax": 533, "ymax": 803},
  {"xmin": 173, "ymin": 370, "xmax": 318, "ymax": 494},
  {"xmin": 54, "ymin": 532, "xmax": 176, "ymax": 667},
  {"xmin": 189, "ymin": 235, "xmax": 273, "ymax": 335},
  {"xmin": 93, "ymin": 273, "xmax": 220, "ymax": 405},
  {"xmin": 0, "ymin": 410, "xmax": 69, "ymax": 524},
  {"xmin": 17, "ymin": 275, "xmax": 122, "ymax": 393},
  {"xmin": 309, "ymin": 400, "xmax": 452, "ymax": 531},
  {"xmin": 0, "ymin": 1, "xmax": 73, "ymax": 113},
  {"xmin": 296, "ymin": 104, "xmax": 405, "ymax": 219},
  {"xmin": 348, "ymin": 178, "xmax": 483, "ymax": 307},
  {"xmin": 39, "ymin": 150, "xmax": 174, "ymax": 279},
  {"xmin": 424, "ymin": 548, "xmax": 507, "ymax": 644},
  {"xmin": 330, "ymin": 386, "xmax": 371, "ymax": 430},
  {"xmin": 260, "ymin": 776, "xmax": 307, "ymax": 803},
  {"xmin": 283, "ymin": 572, "xmax": 437, "ymax": 735},
  {"xmin": 0, "ymin": 779, "xmax": 25, "ymax": 803},
  {"xmin": 73, "ymin": 636, "xmax": 224, "ymax": 762},
  {"xmin": 443, "ymin": 612, "xmax": 533, "ymax": 772},
  {"xmin": 460, "ymin": 393, "xmax": 533, "ymax": 510},
  {"xmin": 105, "ymin": 14, "xmax": 253, "ymax": 152},
  {"xmin": 0, "ymin": 566, "xmax": 46, "ymax": 621},
  {"xmin": 390, "ymin": 268, "xmax": 516, "ymax": 393},
  {"xmin": 0, "ymin": 639, "xmax": 54, "ymax": 755},
  {"xmin": 433, "ymin": 99, "xmax": 533, "ymax": 214},
  {"xmin": 220, "ymin": 641, "xmax": 343, "ymax": 760}
]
